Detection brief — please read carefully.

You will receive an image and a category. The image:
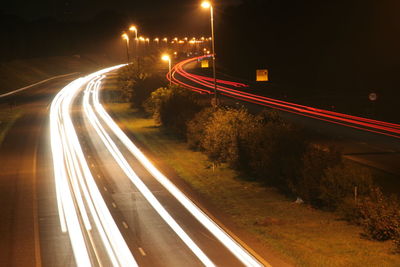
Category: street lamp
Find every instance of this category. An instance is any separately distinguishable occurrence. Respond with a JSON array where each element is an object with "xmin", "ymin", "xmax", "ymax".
[
  {"xmin": 162, "ymin": 54, "xmax": 172, "ymax": 86},
  {"xmin": 129, "ymin": 25, "xmax": 140, "ymax": 69},
  {"xmin": 121, "ymin": 33, "xmax": 130, "ymax": 63},
  {"xmin": 201, "ymin": 1, "xmax": 218, "ymax": 106},
  {"xmin": 129, "ymin": 25, "xmax": 138, "ymax": 39}
]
